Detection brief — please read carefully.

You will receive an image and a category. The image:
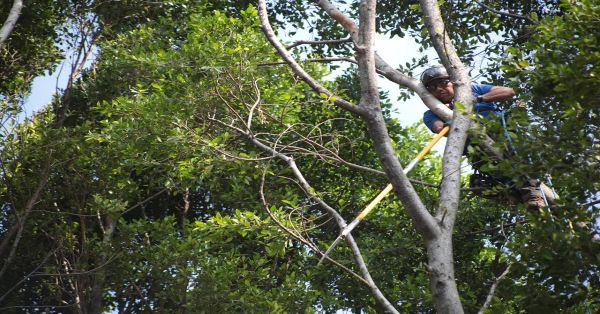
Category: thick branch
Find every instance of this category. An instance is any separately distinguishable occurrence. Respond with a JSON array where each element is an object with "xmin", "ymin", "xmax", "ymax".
[
  {"xmin": 308, "ymin": 0, "xmax": 440, "ymax": 239},
  {"xmin": 420, "ymin": 0, "xmax": 471, "ymax": 228},
  {"xmin": 313, "ymin": 0, "xmax": 501, "ymax": 162},
  {"xmin": 0, "ymin": 0, "xmax": 23, "ymax": 46},
  {"xmin": 355, "ymin": 0, "xmax": 440, "ymax": 239},
  {"xmin": 313, "ymin": 0, "xmax": 453, "ymax": 121},
  {"xmin": 257, "ymin": 0, "xmax": 362, "ymax": 115},
  {"xmin": 419, "ymin": 0, "xmax": 472, "ymax": 312}
]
